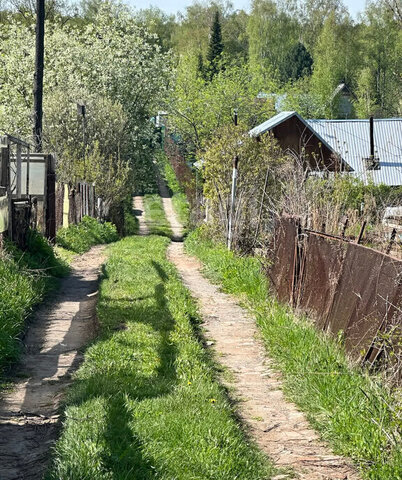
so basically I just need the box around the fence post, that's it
[4,146,12,240]
[45,155,56,241]
[69,184,76,225]
[0,146,8,187]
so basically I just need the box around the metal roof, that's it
[249,111,298,137]
[250,111,402,186]
[249,111,350,170]
[307,118,402,186]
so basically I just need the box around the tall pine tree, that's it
[206,11,224,80]
[281,42,313,82]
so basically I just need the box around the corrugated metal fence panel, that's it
[270,217,402,362]
[268,217,297,303]
[326,244,402,357]
[0,195,8,233]
[298,234,347,330]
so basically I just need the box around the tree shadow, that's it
[60,260,178,478]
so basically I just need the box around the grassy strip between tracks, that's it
[156,151,190,231]
[48,234,275,480]
[143,194,173,238]
[184,227,402,480]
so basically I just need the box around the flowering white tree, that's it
[0,1,173,204]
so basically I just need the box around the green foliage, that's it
[281,42,313,82]
[247,0,298,81]
[0,232,68,370]
[354,2,402,118]
[122,197,139,236]
[56,216,118,254]
[311,11,359,117]
[48,235,275,479]
[202,124,284,247]
[0,2,172,207]
[143,194,173,238]
[135,6,176,52]
[170,58,276,151]
[132,153,159,195]
[156,152,181,195]
[185,228,402,480]
[206,11,224,80]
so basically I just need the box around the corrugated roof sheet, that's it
[250,110,340,160]
[249,111,297,137]
[307,118,402,186]
[250,111,402,186]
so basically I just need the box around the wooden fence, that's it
[0,134,103,248]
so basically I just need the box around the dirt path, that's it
[168,244,359,480]
[151,176,360,479]
[133,196,149,235]
[0,246,105,480]
[155,168,183,241]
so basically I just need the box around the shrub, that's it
[56,216,118,254]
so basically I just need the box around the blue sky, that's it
[126,0,368,18]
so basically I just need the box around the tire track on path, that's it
[0,246,105,480]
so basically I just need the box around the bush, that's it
[56,216,119,254]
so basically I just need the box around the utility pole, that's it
[77,102,86,179]
[33,0,45,152]
[227,109,239,250]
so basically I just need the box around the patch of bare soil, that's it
[0,245,105,480]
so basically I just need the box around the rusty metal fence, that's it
[269,217,402,368]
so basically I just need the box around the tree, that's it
[202,124,285,248]
[197,51,206,80]
[0,2,172,210]
[172,1,230,58]
[281,42,313,81]
[382,0,402,25]
[298,0,349,51]
[247,0,298,82]
[310,11,359,117]
[170,56,275,152]
[222,8,249,63]
[206,10,224,80]
[135,6,176,52]
[354,2,402,117]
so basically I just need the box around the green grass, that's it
[48,235,275,480]
[185,227,402,480]
[156,152,190,230]
[0,230,69,370]
[56,216,119,254]
[143,194,173,238]
[172,193,190,231]
[123,197,139,236]
[54,245,77,264]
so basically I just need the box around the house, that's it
[249,111,402,186]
